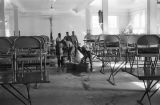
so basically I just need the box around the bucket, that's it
[65,63,76,73]
[76,63,89,73]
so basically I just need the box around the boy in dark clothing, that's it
[78,45,93,72]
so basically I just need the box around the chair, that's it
[0,37,33,105]
[0,36,49,105]
[0,37,13,83]
[96,34,107,59]
[98,35,125,85]
[40,35,49,43]
[40,35,51,54]
[33,36,46,50]
[137,35,160,55]
[34,36,48,67]
[84,34,95,42]
[124,35,142,74]
[136,35,160,105]
[118,35,128,49]
[14,36,48,83]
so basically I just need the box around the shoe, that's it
[57,67,60,72]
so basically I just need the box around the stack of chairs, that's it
[134,35,160,105]
[0,36,49,105]
[86,34,160,105]
[118,34,160,105]
[40,35,50,55]
[0,37,13,83]
[33,35,50,65]
[97,35,125,85]
[14,36,48,83]
[124,35,142,75]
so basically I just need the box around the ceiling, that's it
[90,0,146,9]
[17,0,87,11]
[5,0,147,15]
[7,0,94,14]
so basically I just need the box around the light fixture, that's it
[50,0,56,9]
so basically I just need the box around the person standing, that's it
[56,33,63,69]
[71,31,79,56]
[64,32,72,42]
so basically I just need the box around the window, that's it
[91,16,102,35]
[91,15,118,35]
[131,10,145,34]
[108,16,119,34]
[133,14,140,28]
[5,16,11,37]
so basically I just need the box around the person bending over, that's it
[78,45,93,72]
[62,39,75,63]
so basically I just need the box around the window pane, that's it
[92,16,102,35]
[141,10,145,28]
[131,10,145,34]
[108,16,117,28]
[108,16,118,34]
[133,14,140,28]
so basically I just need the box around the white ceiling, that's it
[90,0,146,9]
[6,0,147,15]
[9,0,93,13]
[17,0,85,11]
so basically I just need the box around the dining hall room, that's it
[1,0,160,105]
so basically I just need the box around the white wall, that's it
[52,12,86,44]
[5,9,14,36]
[19,15,50,36]
[157,8,160,34]
[108,9,129,34]
[129,6,146,34]
[90,8,129,34]
[18,11,86,44]
[128,1,160,34]
[0,0,5,36]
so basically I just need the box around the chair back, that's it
[119,35,128,44]
[9,36,19,44]
[33,36,45,48]
[102,35,120,47]
[127,35,140,45]
[14,36,41,49]
[40,35,49,43]
[0,37,12,53]
[137,35,160,55]
[137,35,160,46]
[84,35,100,42]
